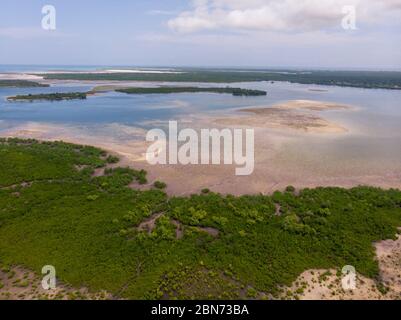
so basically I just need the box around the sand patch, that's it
[375,231,401,295]
[171,219,184,239]
[0,73,44,81]
[137,212,165,234]
[90,85,135,92]
[215,100,351,133]
[34,69,183,75]
[275,100,350,111]
[196,226,220,237]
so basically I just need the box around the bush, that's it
[106,155,119,164]
[153,181,167,189]
[286,186,296,193]
[86,195,99,201]
[246,287,258,298]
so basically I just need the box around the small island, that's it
[0,80,49,88]
[7,92,87,102]
[115,87,267,96]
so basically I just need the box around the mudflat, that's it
[3,98,401,196]
[215,100,351,133]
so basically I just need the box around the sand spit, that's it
[90,84,132,92]
[0,73,44,81]
[32,69,184,75]
[215,100,351,133]
[277,100,350,111]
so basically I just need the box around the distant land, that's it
[0,80,49,88]
[5,87,266,103]
[39,69,401,90]
[115,87,267,96]
[7,92,87,102]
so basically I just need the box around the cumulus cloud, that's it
[168,0,401,33]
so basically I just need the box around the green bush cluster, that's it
[0,80,49,88]
[116,86,267,96]
[153,181,167,189]
[8,92,87,102]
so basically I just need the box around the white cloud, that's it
[168,0,401,33]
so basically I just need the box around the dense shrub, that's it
[0,138,400,299]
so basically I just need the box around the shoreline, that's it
[2,113,401,196]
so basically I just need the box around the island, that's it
[0,80,49,88]
[115,87,267,96]
[7,92,87,102]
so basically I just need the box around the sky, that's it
[0,0,400,69]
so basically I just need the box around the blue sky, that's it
[0,0,400,69]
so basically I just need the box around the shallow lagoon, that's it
[1,80,401,131]
[1,76,401,193]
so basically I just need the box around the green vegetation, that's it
[106,155,119,164]
[41,69,401,90]
[285,186,296,193]
[0,138,400,299]
[7,92,87,102]
[0,80,49,88]
[116,87,267,96]
[153,181,167,190]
